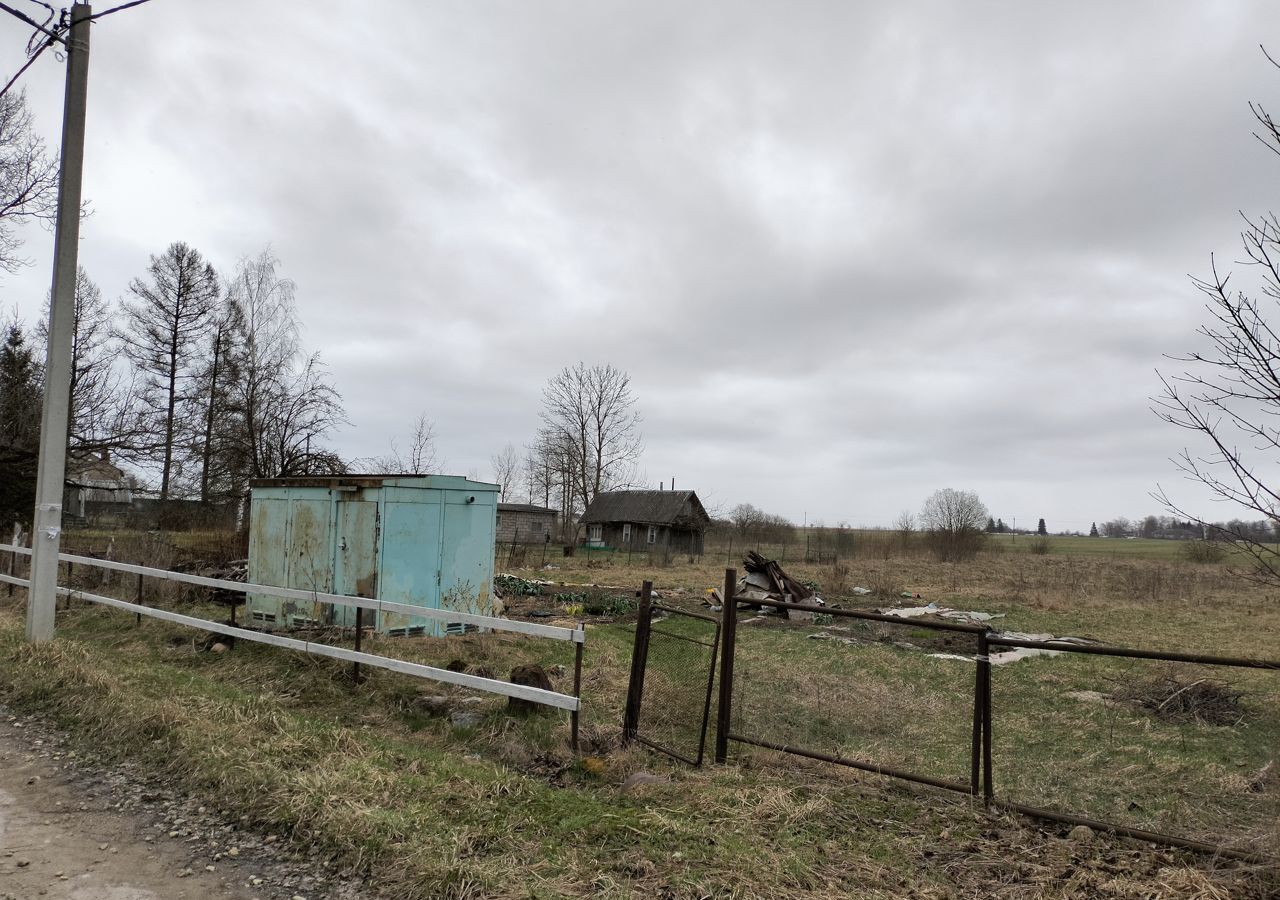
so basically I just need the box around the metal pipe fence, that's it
[712,568,1280,861]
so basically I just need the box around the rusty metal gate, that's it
[623,581,721,766]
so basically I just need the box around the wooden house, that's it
[580,490,710,555]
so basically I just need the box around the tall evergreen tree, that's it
[1089,521,1099,537]
[1037,518,1047,535]
[0,315,42,451]
[0,314,42,524]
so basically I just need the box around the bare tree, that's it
[118,242,220,499]
[894,509,916,551]
[35,262,135,458]
[490,442,518,500]
[364,413,440,474]
[1153,49,1280,583]
[220,250,345,488]
[0,90,57,273]
[919,488,988,562]
[538,362,643,514]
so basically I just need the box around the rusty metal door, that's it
[335,500,379,628]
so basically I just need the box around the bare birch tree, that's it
[538,362,642,515]
[222,250,345,486]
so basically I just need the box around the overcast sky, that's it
[2,1,1277,529]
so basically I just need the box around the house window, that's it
[496,514,502,526]
[588,524,602,542]
[531,520,543,533]
[647,525,657,544]
[622,523,631,543]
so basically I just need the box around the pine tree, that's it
[1037,518,1047,535]
[0,315,42,524]
[1089,522,1099,537]
[986,517,996,533]
[0,316,42,451]
[996,517,1006,533]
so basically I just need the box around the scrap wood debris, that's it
[739,551,821,603]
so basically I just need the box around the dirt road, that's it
[0,713,368,900]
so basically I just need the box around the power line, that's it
[0,34,53,100]
[89,0,154,20]
[0,0,64,44]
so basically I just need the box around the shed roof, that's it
[498,503,557,515]
[581,490,709,527]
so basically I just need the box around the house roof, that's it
[498,503,557,515]
[581,490,710,527]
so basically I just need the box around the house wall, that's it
[586,522,705,555]
[496,509,556,544]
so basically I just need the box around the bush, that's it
[1027,536,1051,555]
[1180,540,1226,564]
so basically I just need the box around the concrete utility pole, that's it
[27,3,92,643]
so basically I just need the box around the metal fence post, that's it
[622,581,653,742]
[979,630,993,803]
[135,572,143,627]
[714,567,737,764]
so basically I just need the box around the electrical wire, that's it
[0,0,64,44]
[88,0,154,20]
[0,34,53,100]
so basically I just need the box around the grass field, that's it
[0,535,1276,898]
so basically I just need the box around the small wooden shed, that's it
[496,503,558,544]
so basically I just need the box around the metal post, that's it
[135,572,143,627]
[979,630,993,802]
[26,3,92,643]
[621,581,653,742]
[714,567,737,764]
[570,623,584,753]
[970,630,986,796]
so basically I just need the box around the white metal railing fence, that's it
[0,543,584,716]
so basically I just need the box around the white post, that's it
[27,3,92,642]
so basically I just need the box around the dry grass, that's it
[0,543,1276,897]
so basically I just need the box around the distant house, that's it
[63,451,132,520]
[580,489,710,555]
[496,503,558,544]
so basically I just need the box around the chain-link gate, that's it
[623,582,721,766]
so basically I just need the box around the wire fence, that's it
[711,569,1280,861]
[623,584,720,766]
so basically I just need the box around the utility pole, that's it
[26,3,92,643]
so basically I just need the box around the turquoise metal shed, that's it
[245,474,499,635]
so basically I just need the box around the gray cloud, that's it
[3,0,1276,529]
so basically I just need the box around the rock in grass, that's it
[508,664,554,715]
[621,772,668,794]
[1068,825,1094,843]
[411,694,453,716]
[450,709,484,729]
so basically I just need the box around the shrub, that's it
[1180,540,1226,564]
